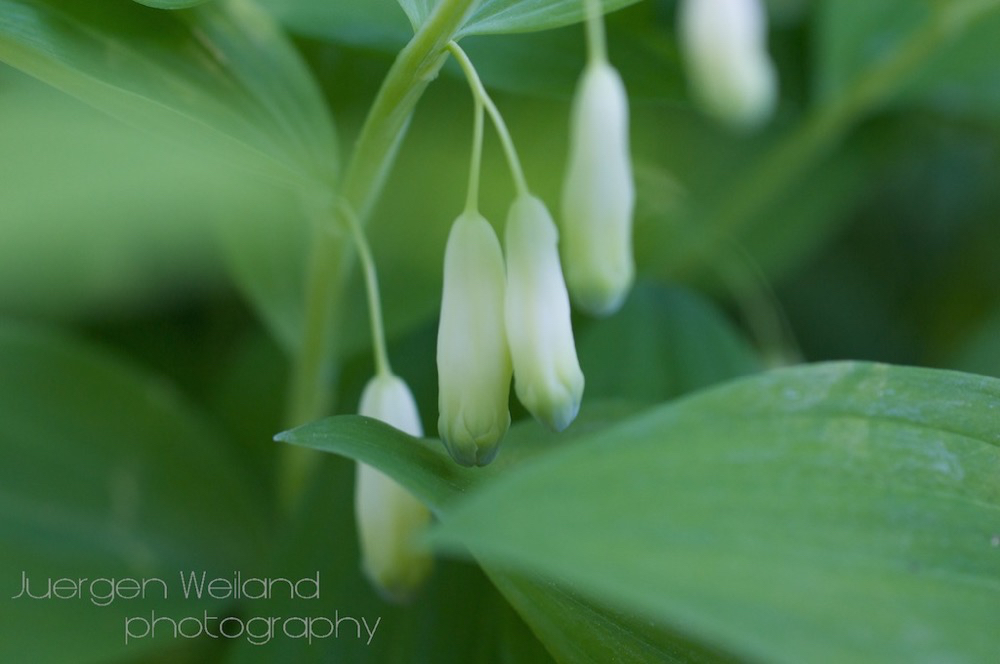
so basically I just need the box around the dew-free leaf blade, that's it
[0,321,269,663]
[278,414,478,510]
[430,362,1000,663]
[396,0,438,31]
[816,0,1000,117]
[0,0,337,183]
[486,569,735,664]
[275,401,645,513]
[459,0,643,36]
[577,283,761,403]
[133,0,213,9]
[257,0,412,51]
[221,457,554,664]
[395,0,645,36]
[277,401,731,663]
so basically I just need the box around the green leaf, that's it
[0,321,269,663]
[0,67,227,318]
[0,0,337,184]
[396,0,438,31]
[577,283,761,403]
[951,308,1000,379]
[394,0,645,37]
[279,402,734,663]
[133,0,213,9]
[262,0,681,101]
[428,362,1000,662]
[485,569,735,664]
[456,1,683,100]
[211,181,313,355]
[816,0,1000,117]
[256,0,412,51]
[458,0,645,36]
[223,456,554,664]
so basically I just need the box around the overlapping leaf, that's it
[817,0,1000,117]
[0,0,337,183]
[283,362,1000,662]
[133,0,213,9]
[0,322,268,663]
[459,0,645,36]
[280,403,738,662]
[394,0,645,37]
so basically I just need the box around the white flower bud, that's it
[437,211,512,467]
[504,194,585,432]
[354,374,432,602]
[561,60,635,317]
[679,0,778,130]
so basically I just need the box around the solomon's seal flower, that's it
[561,60,635,317]
[437,211,512,467]
[678,0,778,130]
[354,373,432,602]
[504,194,585,432]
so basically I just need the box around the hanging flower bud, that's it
[678,0,777,130]
[504,194,585,431]
[561,60,635,317]
[354,374,432,602]
[437,211,512,467]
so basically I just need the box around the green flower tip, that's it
[504,194,585,432]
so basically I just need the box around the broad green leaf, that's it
[262,0,682,100]
[256,0,411,51]
[0,64,315,357]
[428,362,1000,663]
[397,0,438,31]
[211,180,314,354]
[950,309,1000,379]
[394,0,645,37]
[458,0,645,37]
[278,402,650,513]
[577,283,761,403]
[279,402,735,663]
[223,456,553,664]
[457,1,684,100]
[816,0,1000,117]
[0,321,269,663]
[0,66,228,319]
[0,0,337,184]
[133,0,213,9]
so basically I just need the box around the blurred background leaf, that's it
[816,0,1000,118]
[0,321,269,663]
[0,0,337,184]
[576,283,762,403]
[133,0,214,9]
[457,0,645,36]
[220,455,556,664]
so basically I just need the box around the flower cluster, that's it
[353,0,781,601]
[433,27,635,466]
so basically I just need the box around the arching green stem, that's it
[448,41,530,198]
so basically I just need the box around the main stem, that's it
[281,0,479,506]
